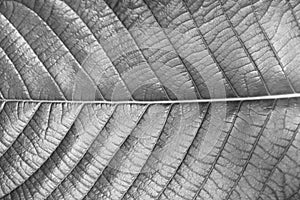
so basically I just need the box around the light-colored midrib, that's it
[1,93,300,104]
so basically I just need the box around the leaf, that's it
[0,0,300,200]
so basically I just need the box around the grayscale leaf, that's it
[0,0,299,200]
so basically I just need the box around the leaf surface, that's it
[0,0,300,200]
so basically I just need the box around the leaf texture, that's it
[0,100,299,200]
[1,0,300,200]
[1,0,300,100]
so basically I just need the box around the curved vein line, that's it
[44,103,54,141]
[0,104,16,140]
[191,101,243,200]
[251,0,296,93]
[0,102,7,151]
[103,0,172,100]
[59,0,137,101]
[225,100,277,200]
[256,119,300,199]
[0,102,40,160]
[217,0,271,96]
[7,0,107,101]
[181,0,240,97]
[0,89,3,99]
[0,102,41,198]
[286,0,300,36]
[0,101,5,114]
[45,104,117,199]
[82,104,150,200]
[141,0,203,99]
[157,103,211,200]
[287,188,300,200]
[0,5,67,100]
[0,103,84,200]
[0,46,32,99]
[120,104,174,200]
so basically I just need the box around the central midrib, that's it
[1,93,300,104]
